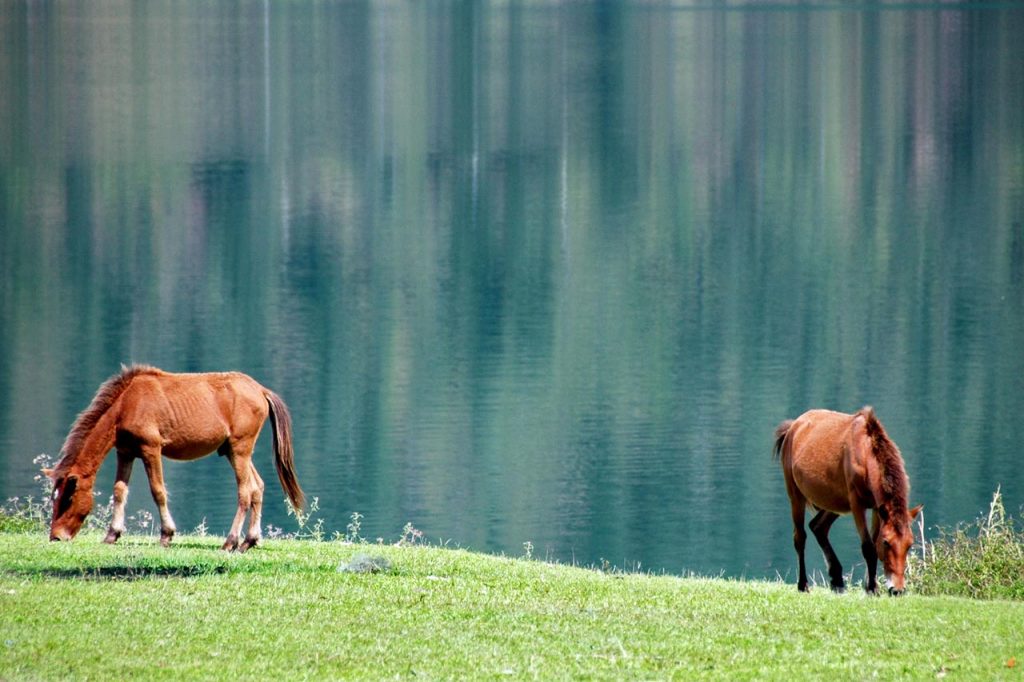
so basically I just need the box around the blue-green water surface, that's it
[1,2,1022,579]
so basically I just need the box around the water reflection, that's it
[1,2,1022,577]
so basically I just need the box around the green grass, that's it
[1,533,1022,680]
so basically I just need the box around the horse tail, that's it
[264,390,304,509]
[773,419,794,461]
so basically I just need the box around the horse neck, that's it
[60,403,119,479]
[861,408,909,516]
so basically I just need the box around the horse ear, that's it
[41,467,54,479]
[909,504,923,520]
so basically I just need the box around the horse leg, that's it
[809,510,844,592]
[789,497,809,592]
[140,445,177,547]
[239,461,265,552]
[851,502,878,594]
[222,438,258,552]
[781,459,810,592]
[104,451,135,544]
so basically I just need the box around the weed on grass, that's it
[345,511,364,543]
[0,455,57,533]
[911,487,1024,600]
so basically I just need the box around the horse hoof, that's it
[160,534,173,548]
[831,585,846,594]
[103,531,121,544]
[221,536,239,552]
[239,538,259,553]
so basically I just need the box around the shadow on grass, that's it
[161,540,228,550]
[4,564,231,580]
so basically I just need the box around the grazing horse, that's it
[44,365,303,552]
[773,407,921,595]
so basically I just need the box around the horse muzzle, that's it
[49,529,72,542]
[885,577,905,597]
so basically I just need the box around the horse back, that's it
[783,409,871,514]
[117,371,269,459]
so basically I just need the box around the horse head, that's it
[877,503,923,595]
[44,467,95,541]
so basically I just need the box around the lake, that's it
[1,1,1022,579]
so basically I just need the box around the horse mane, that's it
[857,406,909,519]
[54,365,161,475]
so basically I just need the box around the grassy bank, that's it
[1,533,1021,680]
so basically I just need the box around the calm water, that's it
[1,2,1022,579]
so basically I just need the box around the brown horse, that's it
[44,365,303,551]
[773,407,921,595]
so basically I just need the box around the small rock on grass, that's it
[338,554,392,574]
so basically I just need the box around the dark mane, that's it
[55,365,160,475]
[858,406,909,518]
